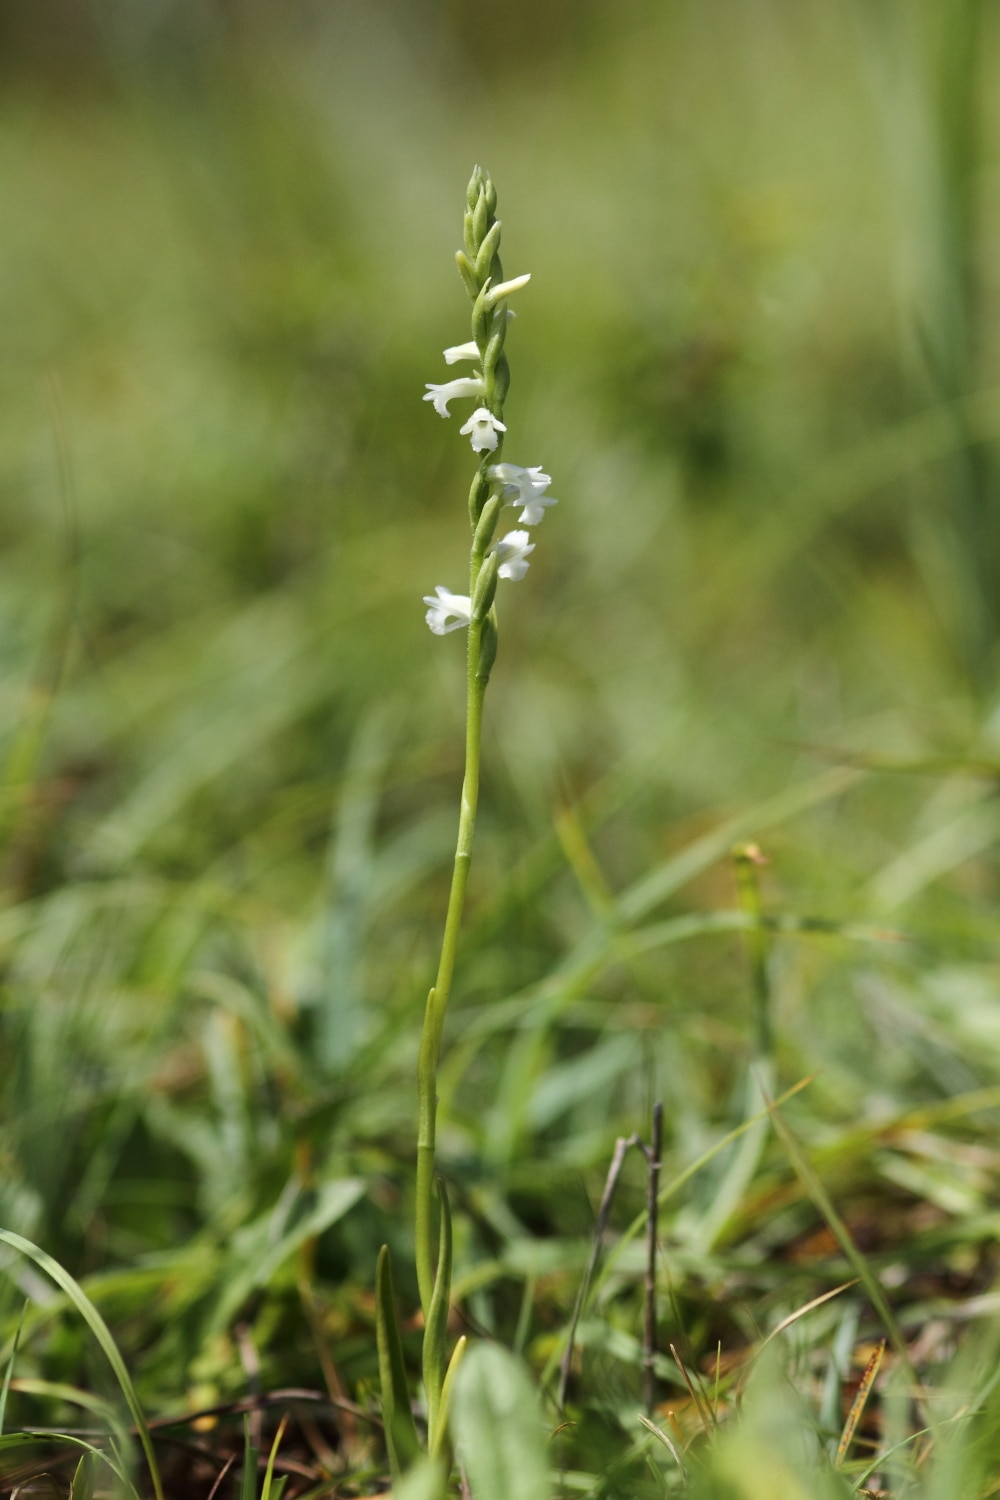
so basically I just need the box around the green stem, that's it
[732,843,772,1059]
[416,615,487,1315]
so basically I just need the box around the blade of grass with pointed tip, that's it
[637,1414,684,1474]
[260,1413,289,1500]
[423,1180,453,1453]
[375,1245,420,1481]
[763,1107,910,1371]
[69,1451,97,1500]
[0,1229,162,1500]
[0,1302,26,1437]
[751,1280,859,1371]
[432,1335,466,1462]
[0,1432,139,1497]
[836,1339,885,1469]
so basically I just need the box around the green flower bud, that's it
[474,219,502,284]
[471,280,492,348]
[472,189,490,253]
[471,551,499,620]
[472,494,502,556]
[484,273,531,309]
[455,250,478,299]
[489,354,510,411]
[475,611,499,684]
[468,469,490,527]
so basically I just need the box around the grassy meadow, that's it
[2,2,1000,1494]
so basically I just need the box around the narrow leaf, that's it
[836,1340,885,1468]
[452,1343,549,1500]
[261,1414,289,1500]
[764,1108,910,1369]
[69,1451,97,1500]
[0,1302,26,1437]
[432,1335,467,1461]
[423,1179,453,1452]
[0,1229,163,1500]
[375,1245,420,1481]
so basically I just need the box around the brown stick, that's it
[557,1132,640,1411]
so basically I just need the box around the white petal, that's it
[459,407,507,453]
[484,272,531,308]
[423,376,485,418]
[518,493,558,525]
[495,528,534,581]
[443,340,481,365]
[423,586,472,634]
[488,463,556,520]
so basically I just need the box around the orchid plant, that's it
[375,167,557,1483]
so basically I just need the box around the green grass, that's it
[1,1,1000,1494]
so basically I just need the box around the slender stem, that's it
[732,843,772,1058]
[415,616,487,1315]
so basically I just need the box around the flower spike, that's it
[413,176,559,1453]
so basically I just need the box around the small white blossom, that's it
[423,376,485,418]
[460,407,506,453]
[495,529,535,581]
[423,586,473,635]
[517,492,558,526]
[484,272,531,308]
[488,463,558,525]
[443,340,481,365]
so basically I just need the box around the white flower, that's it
[517,492,558,526]
[460,407,507,453]
[423,586,473,635]
[488,463,558,525]
[484,272,531,308]
[423,376,485,418]
[495,529,535,581]
[443,340,481,365]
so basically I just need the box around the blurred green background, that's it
[2,0,1000,1475]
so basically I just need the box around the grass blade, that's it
[836,1339,885,1469]
[261,1413,289,1500]
[375,1245,420,1481]
[423,1179,453,1455]
[0,1302,26,1437]
[763,1107,911,1372]
[0,1229,163,1500]
[69,1451,97,1500]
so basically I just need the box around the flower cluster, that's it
[421,456,556,633]
[422,167,556,645]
